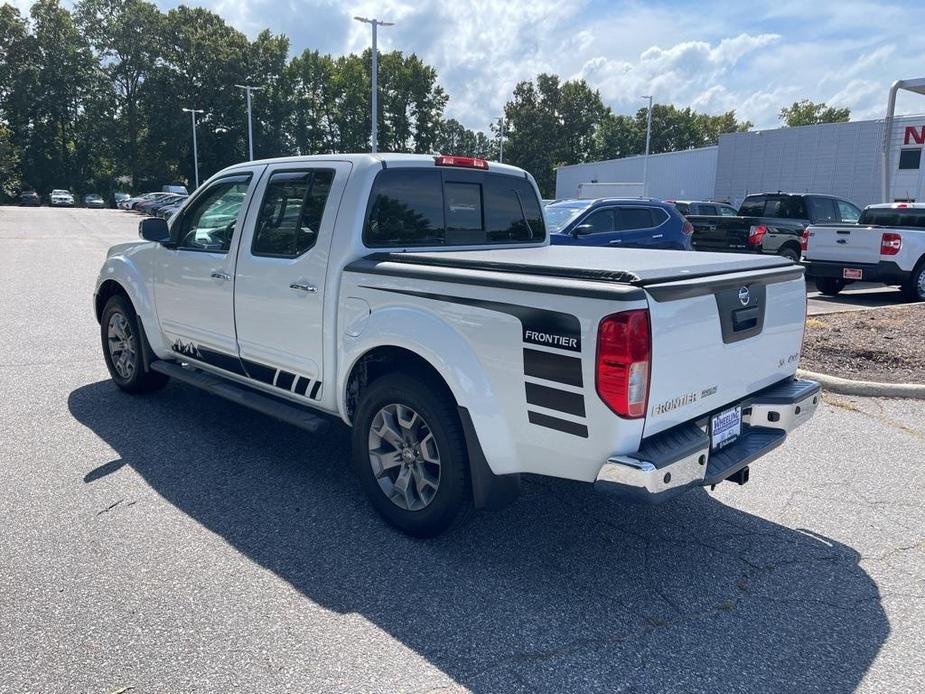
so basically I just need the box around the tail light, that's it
[748,224,767,246]
[881,232,902,255]
[681,220,694,235]
[434,155,489,169]
[800,227,811,252]
[596,310,651,418]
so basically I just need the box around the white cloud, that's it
[10,0,925,131]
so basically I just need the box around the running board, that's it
[150,360,328,433]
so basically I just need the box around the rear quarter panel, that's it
[338,268,649,483]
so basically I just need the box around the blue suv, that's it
[546,198,693,250]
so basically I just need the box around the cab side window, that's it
[252,169,335,257]
[175,176,251,252]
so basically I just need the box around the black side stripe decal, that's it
[528,411,588,438]
[276,371,295,391]
[173,341,322,400]
[359,286,582,352]
[525,382,586,417]
[243,359,275,385]
[523,349,583,387]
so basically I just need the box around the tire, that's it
[100,295,169,394]
[351,372,471,538]
[901,260,925,302]
[778,246,800,262]
[814,277,846,296]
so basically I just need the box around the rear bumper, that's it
[803,259,909,284]
[594,378,820,503]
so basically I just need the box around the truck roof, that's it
[220,153,528,178]
[866,202,925,209]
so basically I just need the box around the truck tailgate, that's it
[641,264,806,437]
[688,216,750,252]
[806,224,881,263]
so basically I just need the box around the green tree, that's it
[75,0,163,187]
[286,49,338,154]
[779,100,850,127]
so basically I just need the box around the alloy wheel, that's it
[367,403,441,511]
[107,312,136,380]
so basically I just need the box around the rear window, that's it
[614,207,654,230]
[364,168,545,247]
[858,208,925,228]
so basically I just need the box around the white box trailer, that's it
[576,182,645,199]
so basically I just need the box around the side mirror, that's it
[572,223,594,236]
[139,217,171,244]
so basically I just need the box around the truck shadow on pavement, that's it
[69,380,888,693]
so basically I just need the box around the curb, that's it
[797,369,925,400]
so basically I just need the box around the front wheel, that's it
[814,277,846,296]
[101,295,169,394]
[351,373,471,537]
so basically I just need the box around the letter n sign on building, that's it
[904,126,925,145]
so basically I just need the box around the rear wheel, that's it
[815,277,846,296]
[352,373,471,537]
[101,295,169,393]
[778,246,800,262]
[901,260,925,302]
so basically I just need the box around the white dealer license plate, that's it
[843,268,863,280]
[711,406,741,450]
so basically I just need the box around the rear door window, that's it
[364,168,545,247]
[695,204,718,215]
[252,169,334,257]
[765,196,807,219]
[614,207,654,231]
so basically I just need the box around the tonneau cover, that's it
[367,247,794,286]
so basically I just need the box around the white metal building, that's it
[555,146,717,201]
[555,114,925,208]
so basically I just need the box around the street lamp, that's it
[182,108,204,189]
[234,84,263,160]
[641,95,653,197]
[499,116,505,163]
[354,16,394,153]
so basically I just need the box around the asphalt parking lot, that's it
[1,207,924,693]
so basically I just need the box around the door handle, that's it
[289,281,318,293]
[210,270,232,281]
[652,234,663,239]
[609,239,623,245]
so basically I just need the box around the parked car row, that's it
[17,189,129,208]
[118,191,188,219]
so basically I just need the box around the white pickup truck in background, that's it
[803,202,925,300]
[94,153,819,537]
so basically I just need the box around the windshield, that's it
[52,190,68,195]
[543,202,591,233]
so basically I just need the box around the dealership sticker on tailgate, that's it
[711,406,741,450]
[843,268,863,280]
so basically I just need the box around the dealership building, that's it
[555,113,925,209]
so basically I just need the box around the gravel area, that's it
[802,304,925,383]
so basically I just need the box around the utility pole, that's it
[354,16,394,153]
[235,84,263,160]
[641,95,653,197]
[182,108,204,189]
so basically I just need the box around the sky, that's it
[15,0,923,132]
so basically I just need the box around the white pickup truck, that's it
[803,202,925,300]
[94,153,819,536]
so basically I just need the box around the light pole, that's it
[641,95,653,197]
[235,84,263,160]
[354,16,394,153]
[499,116,505,163]
[182,108,204,189]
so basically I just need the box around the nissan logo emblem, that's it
[738,286,751,306]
